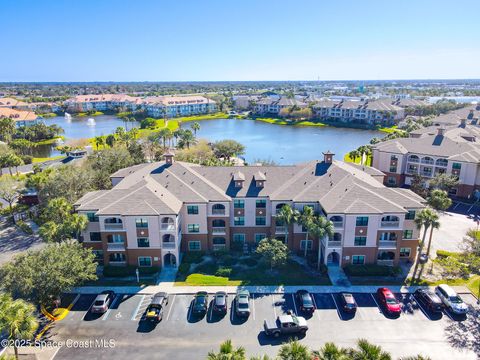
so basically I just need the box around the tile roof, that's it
[0,107,38,122]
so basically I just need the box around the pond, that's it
[34,115,382,164]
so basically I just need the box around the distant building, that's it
[0,107,40,127]
[254,97,307,115]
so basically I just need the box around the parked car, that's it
[435,284,468,315]
[264,314,308,337]
[295,290,315,313]
[145,292,169,322]
[213,291,228,314]
[376,288,401,315]
[192,291,209,315]
[235,290,250,317]
[91,291,115,314]
[339,292,357,313]
[414,289,443,313]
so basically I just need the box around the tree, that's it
[348,150,359,163]
[312,342,349,360]
[412,208,438,280]
[9,139,36,156]
[0,176,24,219]
[213,140,245,161]
[0,240,98,305]
[308,216,334,269]
[429,173,459,193]
[0,153,24,175]
[298,206,315,257]
[277,340,310,360]
[462,228,480,258]
[156,128,173,149]
[191,121,201,136]
[94,136,105,149]
[0,294,38,360]
[105,134,116,148]
[410,174,427,198]
[427,189,452,211]
[348,339,392,360]
[206,340,246,360]
[275,205,300,246]
[256,238,288,270]
[177,129,197,149]
[0,117,16,142]
[87,147,135,189]
[425,212,440,257]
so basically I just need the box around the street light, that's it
[135,268,139,283]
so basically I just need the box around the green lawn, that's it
[176,112,228,123]
[343,153,372,166]
[76,111,104,117]
[34,136,64,145]
[294,120,327,127]
[32,155,65,163]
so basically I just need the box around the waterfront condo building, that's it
[74,152,424,270]
[372,105,480,198]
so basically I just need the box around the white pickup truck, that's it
[263,314,308,337]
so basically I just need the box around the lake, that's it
[35,115,381,164]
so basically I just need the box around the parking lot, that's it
[45,291,479,360]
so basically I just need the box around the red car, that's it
[376,288,401,315]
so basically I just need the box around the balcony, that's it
[407,158,419,163]
[107,242,125,251]
[104,223,124,231]
[212,227,226,234]
[327,241,341,247]
[162,242,176,249]
[161,224,175,231]
[421,159,434,165]
[212,209,226,215]
[377,259,394,266]
[275,226,286,234]
[378,240,397,249]
[380,221,399,228]
[109,261,126,266]
[332,221,343,228]
[406,169,418,175]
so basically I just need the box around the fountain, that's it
[87,118,96,126]
[64,112,72,122]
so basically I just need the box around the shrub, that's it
[16,220,33,234]
[21,155,33,164]
[215,267,232,277]
[194,262,218,275]
[231,239,245,252]
[343,264,401,277]
[140,118,156,129]
[436,250,460,259]
[103,265,160,277]
[182,251,205,264]
[219,254,237,266]
[240,257,258,267]
[178,263,190,276]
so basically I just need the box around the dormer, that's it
[254,171,266,188]
[164,149,175,165]
[323,150,335,164]
[233,171,245,188]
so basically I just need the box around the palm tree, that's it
[312,342,349,360]
[129,127,139,141]
[105,134,116,148]
[425,212,440,257]
[308,216,334,269]
[400,356,431,360]
[178,129,197,149]
[0,294,39,360]
[412,208,438,281]
[276,205,300,246]
[277,340,310,360]
[348,339,392,360]
[206,340,246,360]
[157,128,172,149]
[298,206,315,257]
[348,150,359,164]
[94,136,104,149]
[172,129,183,147]
[191,121,200,136]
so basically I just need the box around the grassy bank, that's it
[38,112,58,118]
[344,153,373,166]
[32,155,65,163]
[176,112,228,123]
[76,111,104,117]
[377,125,406,134]
[33,136,64,145]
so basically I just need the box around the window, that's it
[137,238,150,248]
[233,233,245,244]
[187,205,199,215]
[92,250,104,261]
[87,212,99,222]
[187,224,200,233]
[255,233,266,244]
[212,237,226,250]
[188,241,201,251]
[89,232,101,242]
[389,166,397,173]
[234,216,245,226]
[452,163,461,170]
[403,230,413,239]
[354,236,367,246]
[138,256,152,267]
[300,240,313,250]
[391,155,398,161]
[256,199,266,208]
[352,255,365,265]
[255,216,266,226]
[107,234,124,243]
[405,210,416,220]
[356,216,368,226]
[387,176,396,185]
[135,218,148,228]
[399,248,411,257]
[233,200,244,209]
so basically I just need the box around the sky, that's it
[1,0,480,82]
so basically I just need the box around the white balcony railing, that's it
[275,226,286,234]
[104,223,124,230]
[107,243,125,251]
[162,242,176,249]
[327,241,342,247]
[377,259,394,266]
[212,227,226,234]
[161,224,175,231]
[378,240,397,249]
[380,221,399,228]
[212,209,226,215]
[109,261,126,266]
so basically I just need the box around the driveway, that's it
[0,218,45,265]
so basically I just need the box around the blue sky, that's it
[1,0,479,81]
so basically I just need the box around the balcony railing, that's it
[212,209,226,215]
[104,223,124,230]
[161,224,175,231]
[421,159,434,165]
[420,171,433,177]
[212,227,226,234]
[109,261,126,266]
[107,242,125,251]
[407,158,419,163]
[377,259,394,266]
[275,226,286,234]
[332,221,343,228]
[213,244,226,251]
[378,240,397,249]
[327,241,342,247]
[162,242,176,249]
[380,221,399,228]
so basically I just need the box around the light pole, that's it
[135,268,139,283]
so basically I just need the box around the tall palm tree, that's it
[178,129,197,149]
[298,206,315,257]
[412,207,438,280]
[277,340,310,360]
[348,339,392,360]
[312,342,349,360]
[206,339,246,360]
[425,213,440,257]
[157,128,172,149]
[94,136,104,149]
[348,150,359,164]
[308,216,334,269]
[129,127,139,140]
[0,294,39,360]
[276,205,300,246]
[191,121,200,136]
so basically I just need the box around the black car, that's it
[192,291,209,315]
[213,291,228,314]
[339,292,357,313]
[145,292,169,322]
[295,290,315,313]
[414,289,443,313]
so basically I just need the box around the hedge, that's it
[343,264,401,277]
[436,250,460,259]
[103,265,160,277]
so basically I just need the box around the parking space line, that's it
[330,293,342,319]
[311,294,321,320]
[165,295,176,322]
[252,294,256,320]
[131,295,146,321]
[370,293,383,315]
[411,295,431,320]
[272,295,277,318]
[208,300,214,322]
[468,204,474,213]
[291,294,298,316]
[102,294,121,321]
[81,297,97,321]
[453,202,460,210]
[443,308,455,321]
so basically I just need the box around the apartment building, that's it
[372,105,480,198]
[74,152,424,270]
[0,107,40,127]
[254,97,307,115]
[64,94,216,118]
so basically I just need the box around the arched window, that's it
[275,203,288,214]
[212,219,226,228]
[408,155,419,163]
[104,217,122,224]
[162,234,175,243]
[436,158,448,167]
[329,216,343,224]
[421,156,434,165]
[381,215,399,222]
[212,204,226,215]
[332,233,342,242]
[161,217,175,230]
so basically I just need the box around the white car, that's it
[435,284,468,315]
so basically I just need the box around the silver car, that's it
[235,290,251,317]
[91,291,115,314]
[435,284,468,315]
